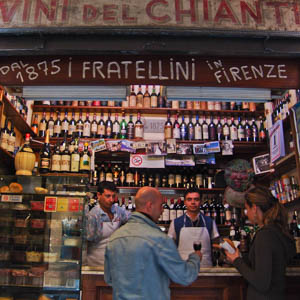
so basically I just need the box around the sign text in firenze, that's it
[0,56,298,88]
[1,0,300,32]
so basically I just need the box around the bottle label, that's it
[39,122,47,131]
[80,154,90,170]
[106,173,113,182]
[170,210,177,221]
[126,173,134,183]
[175,174,182,184]
[230,127,238,140]
[164,126,172,139]
[208,102,214,110]
[0,133,9,149]
[223,126,230,136]
[7,136,16,152]
[48,122,54,136]
[83,124,90,137]
[91,123,98,134]
[51,155,61,171]
[40,158,50,168]
[135,125,144,138]
[172,101,179,109]
[54,124,61,134]
[162,209,170,221]
[76,124,83,133]
[195,126,202,140]
[176,210,184,218]
[196,174,203,187]
[106,127,112,136]
[97,125,105,135]
[129,95,136,107]
[71,154,80,172]
[173,127,180,139]
[61,155,71,171]
[151,96,158,107]
[136,96,143,107]
[62,122,69,131]
[203,126,209,139]
[113,123,120,134]
[69,124,76,135]
[238,128,245,138]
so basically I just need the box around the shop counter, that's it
[81,266,300,300]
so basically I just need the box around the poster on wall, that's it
[269,120,285,164]
[291,102,300,158]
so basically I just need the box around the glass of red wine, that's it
[193,240,202,251]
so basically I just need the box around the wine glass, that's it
[193,240,202,251]
[213,250,221,267]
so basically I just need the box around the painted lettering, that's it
[93,61,105,78]
[122,4,137,23]
[68,57,72,78]
[265,64,276,78]
[50,59,61,75]
[214,0,238,24]
[240,1,262,24]
[146,0,170,23]
[176,61,189,80]
[278,64,287,78]
[107,62,121,78]
[136,60,146,79]
[0,0,21,23]
[241,65,252,80]
[82,61,91,79]
[83,4,98,23]
[229,67,242,81]
[34,0,58,23]
[203,0,209,21]
[0,66,10,75]
[158,60,168,80]
[175,0,196,23]
[148,61,159,79]
[103,4,117,22]
[266,1,289,25]
[22,0,31,22]
[120,61,132,79]
[251,65,263,79]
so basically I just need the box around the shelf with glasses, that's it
[32,104,265,116]
[2,95,34,136]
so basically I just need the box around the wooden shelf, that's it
[40,172,89,178]
[32,104,265,117]
[2,95,34,136]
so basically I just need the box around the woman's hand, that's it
[224,248,240,263]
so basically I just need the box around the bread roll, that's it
[34,187,48,194]
[9,182,23,193]
[0,186,9,193]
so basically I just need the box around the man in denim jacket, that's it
[104,186,202,300]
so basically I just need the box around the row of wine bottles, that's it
[37,84,260,111]
[32,110,267,142]
[0,118,16,153]
[90,163,219,189]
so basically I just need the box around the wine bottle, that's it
[51,140,61,172]
[136,85,144,108]
[251,118,259,142]
[208,115,216,141]
[216,116,223,141]
[105,163,113,182]
[180,115,187,140]
[91,113,98,138]
[229,117,238,141]
[143,85,151,108]
[47,111,55,138]
[237,116,245,141]
[162,197,170,224]
[70,137,80,173]
[106,113,113,139]
[244,118,252,142]
[134,112,144,139]
[7,121,16,153]
[31,114,39,136]
[120,112,127,139]
[68,111,76,137]
[39,111,48,137]
[158,86,165,108]
[53,112,62,137]
[202,116,209,141]
[39,129,51,174]
[172,114,181,140]
[164,112,173,139]
[129,85,136,107]
[83,113,91,138]
[0,118,9,150]
[76,111,84,138]
[187,115,195,141]
[127,115,135,139]
[151,85,158,108]
[79,142,91,174]
[60,133,71,172]
[223,117,230,141]
[194,115,202,140]
[61,111,69,137]
[112,113,120,139]
[169,198,177,222]
[97,113,106,138]
[259,117,266,141]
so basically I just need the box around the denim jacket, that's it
[104,212,200,300]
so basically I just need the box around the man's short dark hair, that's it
[184,187,201,199]
[97,181,117,194]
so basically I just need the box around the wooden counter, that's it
[81,267,300,300]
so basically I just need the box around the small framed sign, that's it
[252,153,271,175]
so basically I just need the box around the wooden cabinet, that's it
[81,272,300,300]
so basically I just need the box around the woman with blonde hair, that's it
[223,185,296,300]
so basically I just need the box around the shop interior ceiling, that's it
[3,85,286,103]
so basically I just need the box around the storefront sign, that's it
[0,55,298,88]
[1,0,300,33]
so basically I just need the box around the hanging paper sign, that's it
[130,154,164,168]
[120,140,136,153]
[1,194,22,202]
[269,120,285,163]
[44,197,57,212]
[57,197,69,212]
[68,198,80,212]
[205,141,221,153]
[165,155,195,166]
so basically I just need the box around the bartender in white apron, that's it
[168,188,219,267]
[85,181,130,266]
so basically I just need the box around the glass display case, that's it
[0,175,88,300]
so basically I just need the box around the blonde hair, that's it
[245,185,290,237]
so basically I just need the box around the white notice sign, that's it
[130,154,164,168]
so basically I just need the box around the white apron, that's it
[87,221,119,266]
[178,214,213,267]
